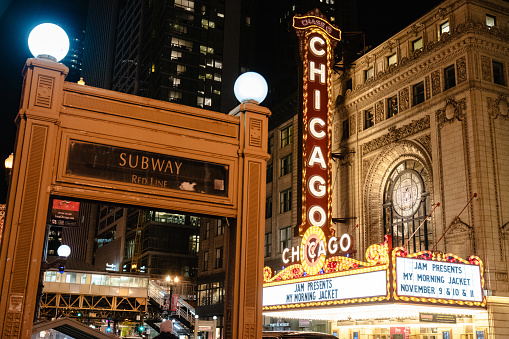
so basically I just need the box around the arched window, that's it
[383,159,432,253]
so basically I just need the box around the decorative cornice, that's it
[344,20,509,103]
[362,115,430,155]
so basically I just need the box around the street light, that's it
[35,244,71,321]
[28,23,69,62]
[234,72,268,104]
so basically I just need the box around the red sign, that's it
[171,295,179,311]
[390,326,410,339]
[294,10,340,238]
[50,199,80,227]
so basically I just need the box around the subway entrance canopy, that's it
[0,58,270,338]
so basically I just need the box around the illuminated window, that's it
[200,45,214,55]
[265,232,272,257]
[387,53,397,67]
[173,78,181,87]
[384,159,431,253]
[215,60,222,69]
[365,67,374,82]
[387,95,398,118]
[280,125,293,147]
[171,37,192,51]
[215,247,223,269]
[265,197,272,219]
[175,0,194,11]
[486,14,496,27]
[364,108,374,130]
[204,97,212,106]
[280,154,292,177]
[197,97,204,107]
[151,64,155,72]
[217,13,224,18]
[169,91,182,102]
[412,38,423,52]
[280,188,292,213]
[214,73,221,82]
[412,82,425,105]
[444,65,456,90]
[280,226,292,253]
[246,16,251,27]
[493,61,505,85]
[171,51,182,60]
[440,21,449,37]
[201,19,215,29]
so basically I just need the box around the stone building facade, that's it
[332,0,509,335]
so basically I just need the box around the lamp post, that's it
[4,153,13,184]
[35,244,71,321]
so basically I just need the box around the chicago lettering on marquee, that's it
[293,10,341,241]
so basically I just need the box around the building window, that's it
[412,82,425,106]
[412,38,423,52]
[216,219,224,236]
[280,226,292,253]
[215,247,223,269]
[268,136,274,155]
[493,61,505,85]
[280,188,292,213]
[444,65,456,90]
[364,67,374,82]
[281,125,293,147]
[203,251,209,271]
[384,159,432,254]
[387,53,397,67]
[204,221,210,239]
[265,232,272,257]
[364,108,374,130]
[266,163,273,183]
[265,196,272,219]
[280,154,292,177]
[439,21,450,37]
[486,14,496,27]
[342,119,349,140]
[387,95,398,118]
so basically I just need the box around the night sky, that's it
[0,0,442,204]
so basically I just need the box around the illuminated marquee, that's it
[392,248,486,307]
[293,10,341,240]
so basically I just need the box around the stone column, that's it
[0,58,68,337]
[226,101,270,339]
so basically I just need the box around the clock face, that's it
[392,171,422,217]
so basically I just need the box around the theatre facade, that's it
[263,0,509,338]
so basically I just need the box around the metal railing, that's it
[148,280,195,327]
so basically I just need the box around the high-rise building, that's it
[81,0,119,89]
[81,0,257,113]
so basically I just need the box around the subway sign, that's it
[294,10,341,240]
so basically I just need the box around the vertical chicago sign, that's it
[293,11,341,274]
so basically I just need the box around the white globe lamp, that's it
[234,72,268,104]
[57,244,71,258]
[28,23,70,62]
